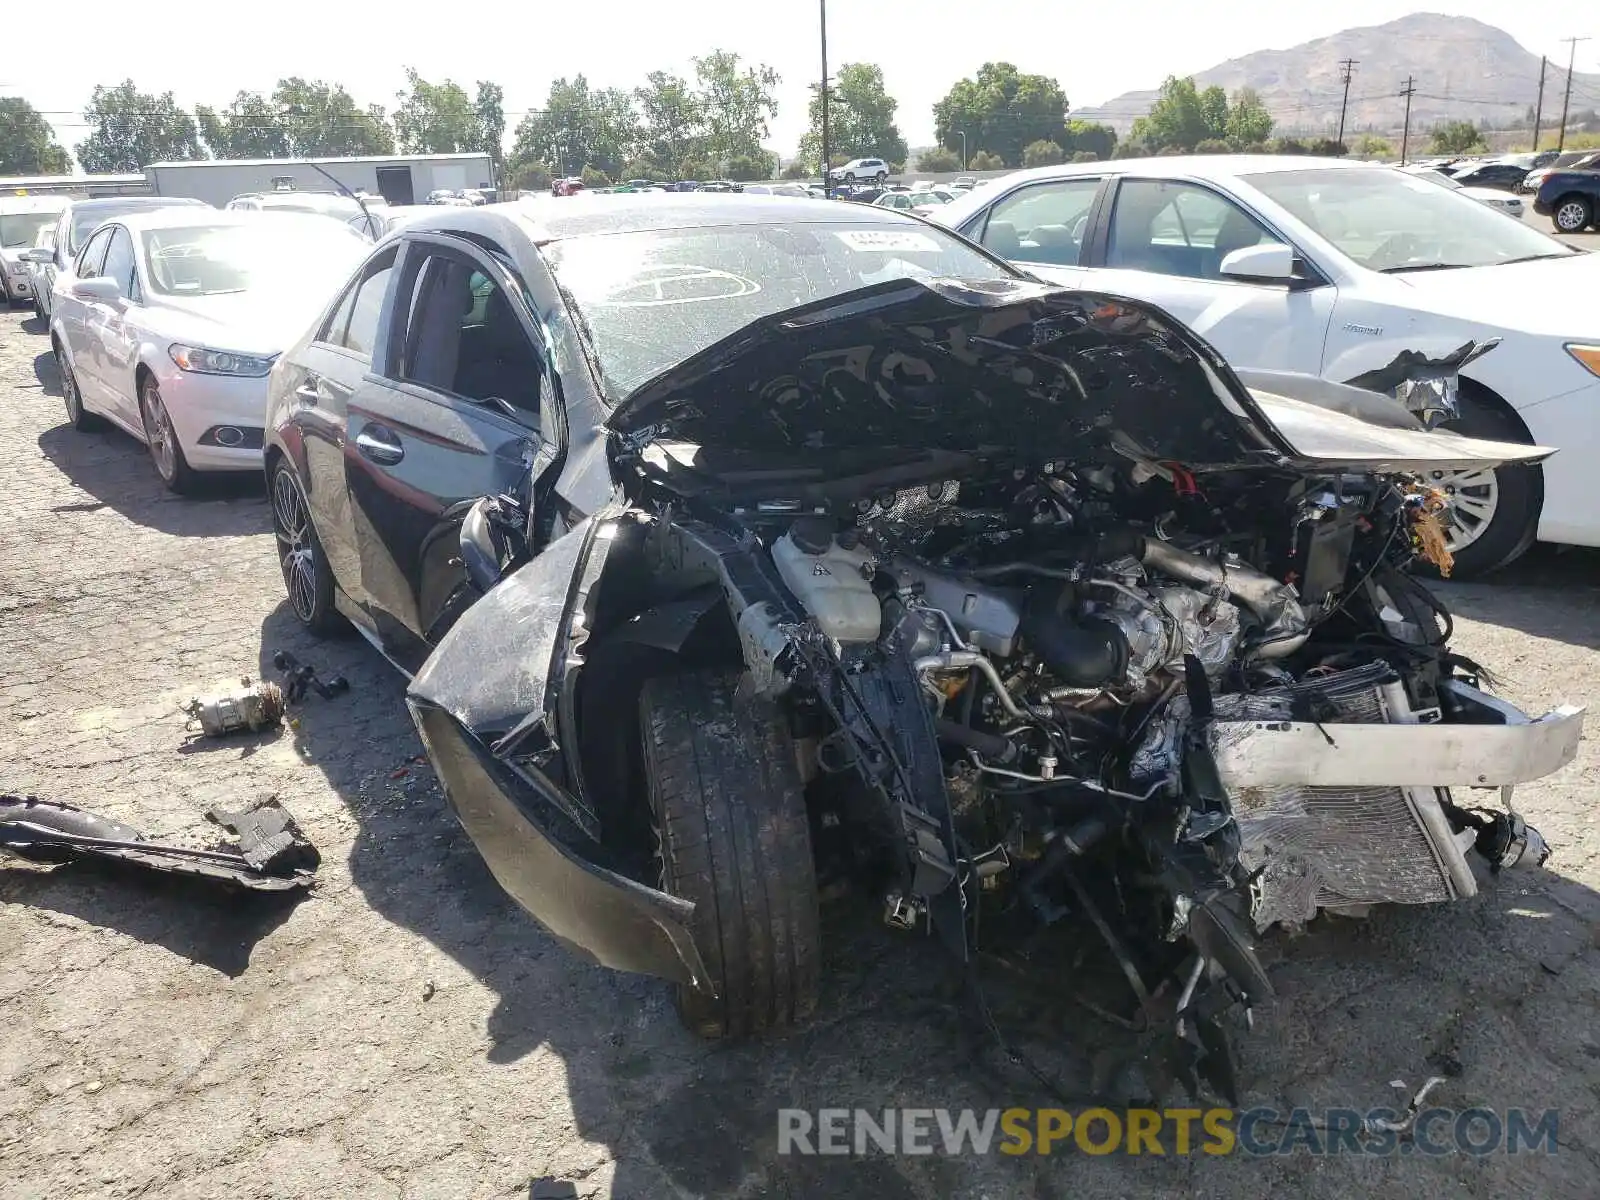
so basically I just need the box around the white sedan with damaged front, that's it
[49,209,369,492]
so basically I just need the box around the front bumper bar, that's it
[1211,694,1584,789]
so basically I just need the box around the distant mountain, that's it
[1076,13,1600,136]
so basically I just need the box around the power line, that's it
[1558,36,1591,151]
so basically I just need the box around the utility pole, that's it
[958,130,967,168]
[819,0,830,194]
[1337,58,1359,148]
[1399,76,1416,165]
[1557,36,1590,152]
[1533,55,1547,151]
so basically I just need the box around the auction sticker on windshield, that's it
[834,230,943,253]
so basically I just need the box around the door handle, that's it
[293,381,321,404]
[355,427,404,465]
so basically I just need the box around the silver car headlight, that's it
[168,344,276,377]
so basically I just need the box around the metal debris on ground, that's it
[0,794,318,890]
[182,678,286,737]
[272,649,350,703]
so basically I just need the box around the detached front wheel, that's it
[639,671,820,1038]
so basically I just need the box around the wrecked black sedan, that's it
[265,195,1583,1078]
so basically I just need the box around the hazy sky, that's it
[5,2,1596,158]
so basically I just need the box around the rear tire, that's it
[1552,194,1593,233]
[58,350,104,432]
[639,670,820,1038]
[271,460,342,636]
[1425,387,1541,577]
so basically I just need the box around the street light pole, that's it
[958,130,967,169]
[819,0,830,194]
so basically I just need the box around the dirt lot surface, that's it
[0,305,1597,1199]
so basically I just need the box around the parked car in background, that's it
[743,183,811,197]
[1521,151,1600,196]
[22,196,212,322]
[552,179,587,197]
[1404,167,1525,218]
[1534,166,1600,234]
[1446,161,1530,192]
[932,156,1600,574]
[951,176,978,191]
[22,224,56,315]
[348,205,431,240]
[457,189,489,206]
[49,210,369,492]
[227,192,370,225]
[829,158,890,184]
[0,194,68,306]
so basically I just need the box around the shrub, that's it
[968,150,1005,171]
[1022,139,1065,167]
[511,161,553,192]
[579,165,611,188]
[725,152,774,182]
[781,159,812,180]
[1070,149,1100,163]
[915,147,961,172]
[1194,139,1232,154]
[1307,138,1348,157]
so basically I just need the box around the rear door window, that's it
[979,178,1101,266]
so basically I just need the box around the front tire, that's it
[875,171,888,184]
[271,461,341,636]
[1425,387,1541,577]
[1552,194,1593,233]
[139,378,197,494]
[639,670,820,1038]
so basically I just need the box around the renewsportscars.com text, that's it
[777,1107,1559,1157]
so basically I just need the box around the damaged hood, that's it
[606,278,1297,477]
[605,278,1549,482]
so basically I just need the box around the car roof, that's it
[67,195,210,214]
[401,193,932,242]
[971,155,1377,189]
[0,194,70,214]
[112,208,355,233]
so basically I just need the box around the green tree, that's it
[676,157,714,182]
[195,91,291,159]
[510,161,553,192]
[75,81,205,172]
[798,62,907,172]
[621,154,667,182]
[580,165,611,188]
[0,98,71,174]
[694,50,780,165]
[1354,133,1393,159]
[273,78,393,156]
[1225,87,1274,146]
[915,147,961,172]
[1062,119,1117,160]
[1430,120,1487,155]
[781,158,811,179]
[1200,86,1230,141]
[1022,139,1064,167]
[968,150,1005,171]
[510,76,638,180]
[1129,76,1217,152]
[634,71,707,169]
[933,63,1067,168]
[474,82,506,175]
[394,69,479,153]
[725,151,774,181]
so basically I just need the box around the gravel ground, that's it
[0,304,1596,1199]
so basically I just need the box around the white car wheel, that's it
[139,379,196,494]
[1554,197,1591,233]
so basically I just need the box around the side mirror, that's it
[21,247,53,264]
[1219,242,1298,283]
[72,277,123,303]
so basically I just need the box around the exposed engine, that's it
[751,454,1560,1094]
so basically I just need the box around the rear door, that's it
[1077,176,1336,374]
[345,233,547,666]
[962,175,1107,287]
